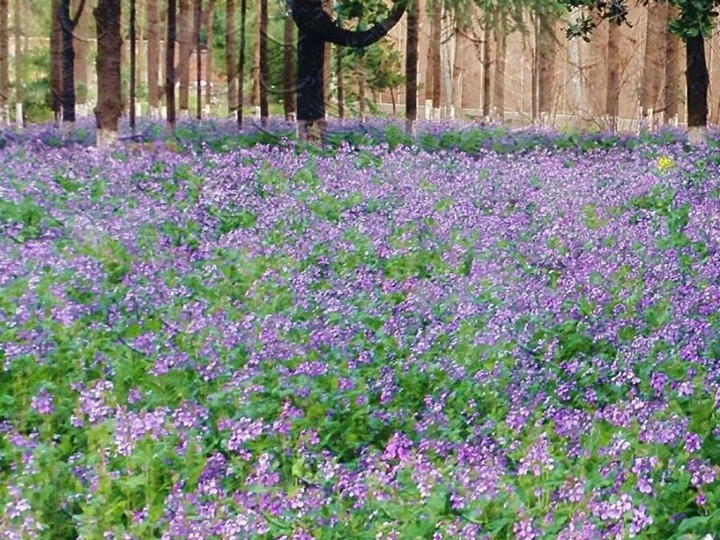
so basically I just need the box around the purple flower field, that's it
[2,122,720,539]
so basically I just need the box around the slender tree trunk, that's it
[0,0,7,124]
[195,0,201,119]
[13,0,20,124]
[284,13,295,120]
[537,11,556,123]
[166,0,177,129]
[405,0,418,135]
[238,0,246,127]
[130,0,137,129]
[492,12,505,121]
[178,0,191,114]
[357,53,366,120]
[336,42,343,119]
[147,0,160,116]
[640,4,667,126]
[686,35,709,145]
[51,0,63,125]
[606,19,620,131]
[226,0,237,113]
[481,14,492,119]
[664,10,680,125]
[73,0,89,116]
[259,0,268,126]
[251,0,260,115]
[205,1,213,108]
[430,0,441,116]
[94,0,123,146]
[322,0,332,115]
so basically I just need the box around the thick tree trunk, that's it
[664,11,680,124]
[94,0,122,146]
[51,0,63,124]
[13,0,20,124]
[640,4,667,126]
[259,0,268,126]
[686,35,709,145]
[166,0,177,129]
[481,15,492,119]
[405,0,419,134]
[0,0,7,124]
[147,0,160,116]
[537,12,556,123]
[429,0,441,117]
[238,0,246,127]
[226,0,237,113]
[492,13,505,121]
[284,13,296,120]
[178,0,191,114]
[605,20,620,131]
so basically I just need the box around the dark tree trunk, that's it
[60,0,84,124]
[686,35,709,145]
[166,0,177,129]
[147,0,160,115]
[237,0,246,127]
[130,0,137,129]
[290,0,406,141]
[481,15,492,118]
[51,0,63,124]
[259,0,268,126]
[94,0,122,146]
[226,0,237,112]
[284,13,296,120]
[405,0,418,135]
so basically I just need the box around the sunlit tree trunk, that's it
[405,0,418,135]
[536,11,556,123]
[605,18,620,131]
[13,0,21,124]
[640,4,667,127]
[178,0,191,115]
[0,0,8,124]
[73,0,89,117]
[335,42,343,119]
[664,8,680,125]
[492,12,505,121]
[425,0,440,119]
[284,12,295,120]
[94,0,122,146]
[147,0,160,117]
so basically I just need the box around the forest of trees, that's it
[1,0,720,145]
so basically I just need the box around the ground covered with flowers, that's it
[2,121,720,539]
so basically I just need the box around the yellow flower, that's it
[657,155,674,171]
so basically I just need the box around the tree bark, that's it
[13,0,20,124]
[284,12,296,120]
[492,12,505,121]
[94,0,123,146]
[664,7,680,125]
[405,0,418,135]
[481,14,492,119]
[322,0,332,114]
[238,0,246,127]
[251,0,260,113]
[429,0,441,117]
[259,0,268,125]
[205,0,213,107]
[195,0,201,119]
[536,11,556,122]
[147,0,160,116]
[130,0,137,129]
[73,0,89,115]
[51,0,63,124]
[0,0,7,123]
[640,3,667,126]
[166,0,177,129]
[357,52,365,120]
[226,0,237,113]
[686,35,708,145]
[605,19,620,131]
[178,0,191,114]
[335,41,343,119]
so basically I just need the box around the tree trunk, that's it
[178,0,191,114]
[640,3,667,126]
[405,0,418,135]
[195,0,201,119]
[430,0,441,116]
[335,42,343,119]
[251,0,260,115]
[60,0,86,126]
[130,0,137,129]
[51,0,63,124]
[259,0,268,126]
[73,0,89,116]
[0,0,7,124]
[13,0,20,124]
[664,10,680,125]
[238,0,246,127]
[686,35,709,145]
[205,1,213,108]
[284,12,295,120]
[357,53,365,120]
[226,0,237,113]
[537,11,556,123]
[322,0,332,115]
[147,0,160,116]
[481,14,492,119]
[492,12,505,121]
[605,19,620,131]
[94,0,122,146]
[166,0,177,129]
